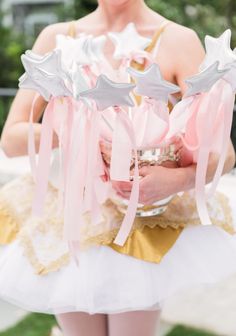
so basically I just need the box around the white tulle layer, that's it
[1,225,236,315]
[0,173,236,315]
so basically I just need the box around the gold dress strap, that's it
[131,20,171,71]
[146,20,171,54]
[131,20,171,105]
[67,21,77,38]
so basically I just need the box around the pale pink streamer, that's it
[166,96,195,140]
[183,81,230,225]
[28,93,41,181]
[165,79,234,226]
[193,91,221,225]
[110,106,140,246]
[30,96,75,219]
[55,97,74,215]
[83,65,97,87]
[63,101,89,240]
[142,99,170,148]
[206,81,235,198]
[83,101,104,224]
[63,101,89,264]
[31,97,56,215]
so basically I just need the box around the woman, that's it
[0,1,236,336]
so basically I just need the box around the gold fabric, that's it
[86,192,234,264]
[0,199,19,244]
[109,226,183,263]
[68,20,77,38]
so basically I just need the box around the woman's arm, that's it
[172,26,236,184]
[0,23,67,157]
[116,25,236,204]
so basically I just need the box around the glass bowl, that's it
[100,140,180,217]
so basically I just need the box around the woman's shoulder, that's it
[158,20,205,69]
[32,21,75,55]
[31,12,97,55]
[161,21,202,52]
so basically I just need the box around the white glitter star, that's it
[56,34,89,68]
[56,33,106,69]
[200,29,236,71]
[108,22,151,60]
[84,35,106,63]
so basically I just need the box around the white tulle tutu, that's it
[0,172,236,315]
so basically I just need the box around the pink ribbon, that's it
[193,91,220,225]
[64,102,103,262]
[182,80,234,226]
[109,106,139,246]
[83,101,104,224]
[141,99,170,148]
[30,96,75,218]
[31,97,55,216]
[28,93,41,181]
[207,80,235,198]
[165,78,235,227]
[63,100,107,244]
[63,101,89,240]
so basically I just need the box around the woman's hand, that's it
[113,165,193,205]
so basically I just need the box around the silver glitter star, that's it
[19,49,72,100]
[185,61,229,97]
[22,49,64,77]
[108,22,151,60]
[79,74,135,110]
[127,63,180,103]
[19,72,51,101]
[224,62,236,93]
[200,29,236,71]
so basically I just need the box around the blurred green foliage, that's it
[69,0,236,46]
[1,0,236,88]
[147,0,236,45]
[0,10,24,88]
[0,313,56,336]
[166,325,216,336]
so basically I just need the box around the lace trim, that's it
[20,234,70,275]
[82,192,234,247]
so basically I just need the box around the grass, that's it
[166,325,216,336]
[0,313,217,336]
[0,313,56,336]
